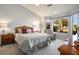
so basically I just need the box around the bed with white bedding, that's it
[15,32,50,54]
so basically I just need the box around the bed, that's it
[15,26,50,54]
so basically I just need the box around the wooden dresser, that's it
[1,33,15,45]
[58,44,79,55]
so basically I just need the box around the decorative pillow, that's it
[31,28,34,32]
[33,27,38,32]
[27,28,32,33]
[22,26,27,33]
[18,28,22,33]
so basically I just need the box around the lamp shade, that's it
[0,23,8,28]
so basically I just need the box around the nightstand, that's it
[1,33,15,45]
[58,44,79,55]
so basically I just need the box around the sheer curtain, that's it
[72,13,79,45]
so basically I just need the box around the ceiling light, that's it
[35,4,40,6]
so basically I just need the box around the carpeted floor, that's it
[0,39,65,55]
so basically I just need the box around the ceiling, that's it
[22,4,79,17]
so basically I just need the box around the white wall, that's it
[0,4,41,32]
[0,4,41,45]
[56,32,68,40]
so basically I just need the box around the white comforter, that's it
[15,32,49,54]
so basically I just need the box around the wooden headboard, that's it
[15,26,22,33]
[15,26,33,33]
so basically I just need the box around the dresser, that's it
[1,33,15,45]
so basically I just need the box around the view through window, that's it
[53,17,68,33]
[72,13,79,43]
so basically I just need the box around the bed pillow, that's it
[27,28,32,33]
[22,26,27,33]
[31,27,34,32]
[18,28,22,33]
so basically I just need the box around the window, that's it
[53,17,68,33]
[72,14,78,35]
[71,13,79,44]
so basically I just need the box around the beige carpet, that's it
[0,39,65,55]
